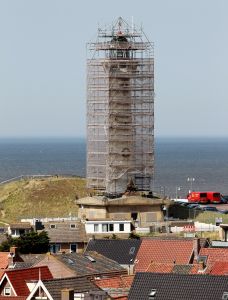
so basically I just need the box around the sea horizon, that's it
[0,136,228,198]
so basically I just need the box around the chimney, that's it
[193,238,200,260]
[198,260,205,272]
[8,246,18,269]
[61,289,74,300]
[10,246,18,257]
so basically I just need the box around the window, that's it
[129,247,135,255]
[4,287,11,296]
[119,223,124,232]
[70,224,76,229]
[70,244,77,253]
[50,244,61,253]
[50,224,56,229]
[109,224,114,232]
[102,224,108,232]
[131,213,138,221]
[94,224,99,232]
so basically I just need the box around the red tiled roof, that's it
[146,262,174,273]
[135,239,194,272]
[208,261,228,275]
[0,253,9,269]
[95,275,134,289]
[199,248,228,265]
[94,275,134,299]
[3,266,53,296]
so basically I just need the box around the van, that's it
[187,191,221,204]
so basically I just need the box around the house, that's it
[77,196,168,228]
[128,272,228,300]
[134,237,204,272]
[0,266,53,298]
[14,252,126,279]
[86,239,141,274]
[26,276,107,300]
[41,220,87,253]
[84,219,132,238]
[8,223,33,238]
[94,275,134,299]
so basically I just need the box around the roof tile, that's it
[135,239,194,272]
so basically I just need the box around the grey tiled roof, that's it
[128,273,228,300]
[20,254,47,265]
[43,221,86,243]
[43,276,101,300]
[86,239,141,265]
[55,251,126,277]
[10,222,32,229]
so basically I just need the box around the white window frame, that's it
[102,223,108,232]
[4,287,11,296]
[94,224,99,232]
[119,223,125,232]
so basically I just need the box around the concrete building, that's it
[77,196,166,229]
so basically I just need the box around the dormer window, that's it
[50,224,56,229]
[4,287,11,296]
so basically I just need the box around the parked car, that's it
[187,204,201,209]
[221,195,228,203]
[202,206,218,212]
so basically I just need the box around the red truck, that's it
[187,191,221,204]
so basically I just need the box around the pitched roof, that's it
[199,247,228,265]
[94,275,134,299]
[128,272,228,300]
[86,239,141,264]
[2,266,53,296]
[43,276,101,300]
[55,251,126,277]
[135,238,194,272]
[43,221,86,243]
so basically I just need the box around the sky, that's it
[0,0,228,138]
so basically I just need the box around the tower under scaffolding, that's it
[87,17,154,194]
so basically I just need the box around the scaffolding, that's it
[87,17,154,194]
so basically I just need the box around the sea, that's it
[0,137,228,198]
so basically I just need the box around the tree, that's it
[0,231,50,254]
[17,231,49,254]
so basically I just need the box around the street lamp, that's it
[175,186,181,199]
[187,177,195,193]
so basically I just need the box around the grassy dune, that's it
[0,177,89,223]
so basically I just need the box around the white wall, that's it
[85,221,131,234]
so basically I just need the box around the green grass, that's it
[0,176,90,223]
[195,211,228,224]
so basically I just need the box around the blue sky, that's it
[0,0,227,138]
